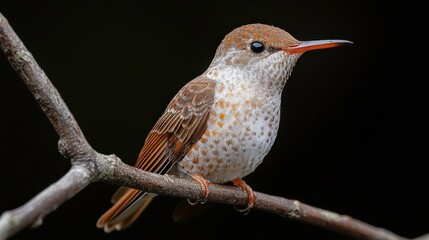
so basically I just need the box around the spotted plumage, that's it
[97,23,352,233]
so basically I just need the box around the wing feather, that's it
[97,76,216,231]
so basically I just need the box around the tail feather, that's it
[110,186,130,204]
[96,189,157,233]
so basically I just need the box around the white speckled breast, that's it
[177,51,300,183]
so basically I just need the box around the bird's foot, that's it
[232,178,256,215]
[187,174,210,205]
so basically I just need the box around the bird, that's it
[96,23,352,233]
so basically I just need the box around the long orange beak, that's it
[286,39,353,54]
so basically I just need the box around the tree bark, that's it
[0,11,424,240]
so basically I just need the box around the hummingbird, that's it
[96,23,352,233]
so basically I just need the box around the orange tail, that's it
[96,188,157,233]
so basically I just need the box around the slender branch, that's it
[0,11,425,240]
[0,12,95,163]
[0,166,92,239]
[415,233,429,240]
[97,155,407,240]
[0,11,97,239]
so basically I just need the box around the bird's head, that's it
[207,23,352,90]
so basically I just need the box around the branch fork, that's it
[0,12,425,240]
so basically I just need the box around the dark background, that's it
[1,1,426,240]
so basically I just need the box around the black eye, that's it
[250,41,265,53]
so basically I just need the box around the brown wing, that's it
[134,76,216,174]
[97,76,216,232]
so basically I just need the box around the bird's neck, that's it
[205,53,301,97]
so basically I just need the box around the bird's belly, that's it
[177,97,280,183]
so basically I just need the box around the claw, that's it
[187,174,210,205]
[187,198,200,206]
[232,179,256,215]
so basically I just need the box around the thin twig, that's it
[97,155,408,240]
[0,11,425,240]
[0,12,95,163]
[414,233,429,240]
[0,12,97,239]
[0,166,91,239]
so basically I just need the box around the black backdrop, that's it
[1,1,426,240]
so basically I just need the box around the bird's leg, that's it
[188,174,210,205]
[232,178,256,215]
